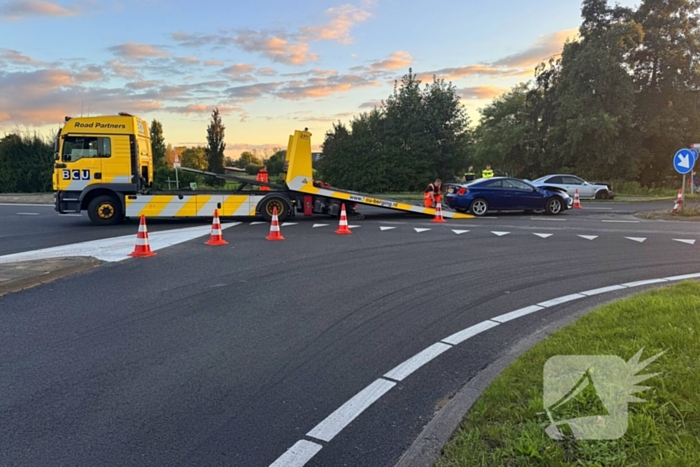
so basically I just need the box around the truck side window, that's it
[62,137,111,162]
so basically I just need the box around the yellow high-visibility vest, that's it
[482,169,494,179]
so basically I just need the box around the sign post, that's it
[690,148,699,195]
[674,149,695,209]
[173,154,181,189]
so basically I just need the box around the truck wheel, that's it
[87,195,123,226]
[260,197,289,222]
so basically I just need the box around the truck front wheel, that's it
[87,195,123,226]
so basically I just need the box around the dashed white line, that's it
[538,293,585,308]
[622,278,669,288]
[625,237,647,243]
[491,305,544,323]
[348,225,361,229]
[0,203,53,207]
[415,228,431,233]
[271,271,700,467]
[441,320,500,345]
[313,224,330,228]
[578,235,598,241]
[602,220,640,223]
[452,230,470,235]
[533,233,553,239]
[306,379,396,442]
[579,285,628,296]
[269,440,323,467]
[384,343,452,382]
[531,217,566,221]
[380,226,397,231]
[492,231,510,237]
[282,223,299,227]
[250,222,266,226]
[673,239,696,245]
[16,212,40,216]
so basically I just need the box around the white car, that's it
[531,174,614,200]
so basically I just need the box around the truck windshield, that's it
[62,136,111,162]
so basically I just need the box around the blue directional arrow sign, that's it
[674,149,695,175]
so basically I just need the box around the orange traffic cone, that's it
[672,189,683,213]
[128,215,156,257]
[335,204,353,235]
[573,189,582,209]
[205,209,228,246]
[266,207,285,241]
[432,202,447,223]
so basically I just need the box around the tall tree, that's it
[234,151,261,168]
[149,119,167,168]
[181,146,207,170]
[630,0,700,185]
[205,108,226,185]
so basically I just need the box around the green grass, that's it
[437,282,700,467]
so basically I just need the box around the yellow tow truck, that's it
[53,113,474,225]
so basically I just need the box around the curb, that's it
[0,257,102,297]
[393,295,638,467]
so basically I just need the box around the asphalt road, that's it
[0,199,681,256]
[0,201,697,466]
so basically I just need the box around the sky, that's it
[0,0,640,157]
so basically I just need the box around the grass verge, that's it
[437,282,700,467]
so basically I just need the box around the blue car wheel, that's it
[470,198,489,216]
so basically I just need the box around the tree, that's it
[266,150,286,175]
[234,151,262,168]
[181,146,207,170]
[0,132,54,193]
[205,108,226,186]
[149,119,167,168]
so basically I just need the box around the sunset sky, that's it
[0,0,639,157]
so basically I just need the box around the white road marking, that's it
[306,379,396,442]
[622,278,669,288]
[533,233,553,239]
[313,224,330,228]
[531,218,566,221]
[673,239,696,245]
[282,223,299,227]
[380,226,397,231]
[491,305,544,323]
[579,285,628,296]
[625,237,647,243]
[578,235,598,241]
[415,228,431,233]
[64,214,83,217]
[441,320,500,345]
[348,225,361,229]
[16,212,40,215]
[384,343,452,382]
[602,220,640,223]
[664,273,700,281]
[0,223,240,264]
[452,230,470,235]
[0,203,53,207]
[269,440,323,467]
[250,222,266,225]
[538,294,585,308]
[492,231,510,237]
[275,271,700,467]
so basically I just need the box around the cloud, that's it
[108,42,170,60]
[359,99,381,109]
[226,82,281,100]
[300,3,372,44]
[0,48,43,65]
[0,0,80,19]
[369,51,412,71]
[457,86,508,100]
[125,80,161,90]
[106,60,141,79]
[274,74,380,100]
[176,56,199,64]
[493,29,578,68]
[230,30,318,66]
[204,59,223,67]
[222,63,256,82]
[171,31,218,48]
[258,67,277,76]
[281,68,337,78]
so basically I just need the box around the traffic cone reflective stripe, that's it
[128,215,156,257]
[206,209,228,246]
[432,203,447,223]
[266,207,285,241]
[335,204,352,235]
[573,189,582,209]
[672,189,683,213]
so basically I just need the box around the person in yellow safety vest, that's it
[482,165,494,179]
[463,166,476,182]
[424,179,442,208]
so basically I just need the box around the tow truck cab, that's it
[53,113,153,223]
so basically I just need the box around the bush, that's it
[0,133,54,193]
[245,163,263,175]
